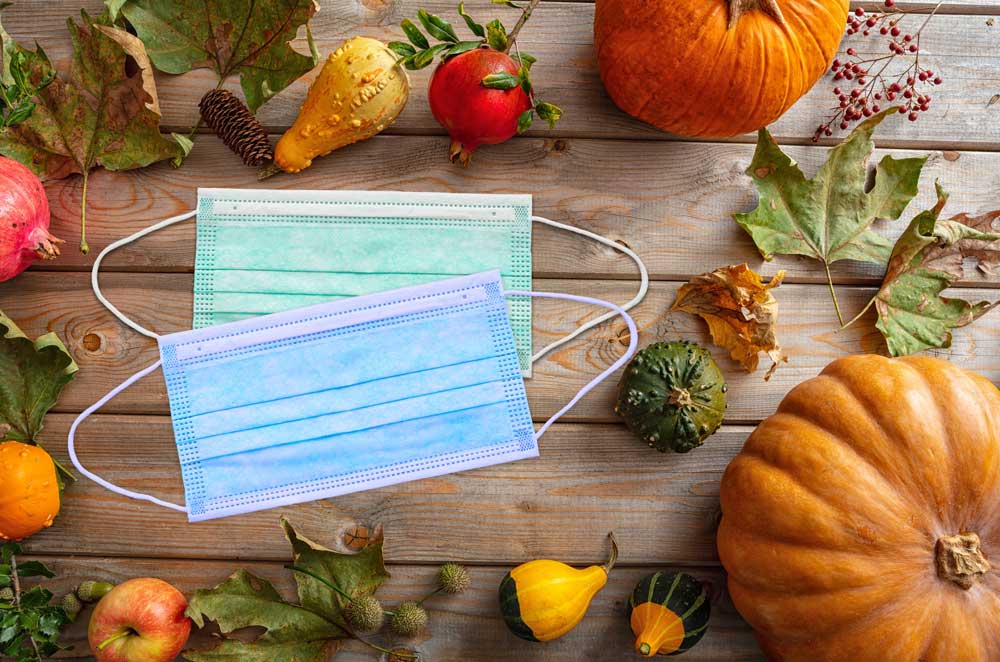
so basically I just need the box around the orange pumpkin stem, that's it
[935,532,991,590]
[727,0,785,29]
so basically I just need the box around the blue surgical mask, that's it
[69,216,640,522]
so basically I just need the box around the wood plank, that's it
[2,273,996,422]
[21,556,762,661]
[30,413,739,564]
[31,135,1000,287]
[3,2,998,146]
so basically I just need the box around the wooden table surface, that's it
[3,0,999,659]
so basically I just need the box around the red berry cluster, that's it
[814,0,944,141]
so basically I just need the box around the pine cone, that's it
[199,89,273,167]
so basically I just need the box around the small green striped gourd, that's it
[628,571,710,656]
[615,341,727,453]
[499,534,618,642]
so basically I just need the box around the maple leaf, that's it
[113,0,320,113]
[671,264,788,381]
[855,183,1000,356]
[0,10,186,253]
[735,109,926,324]
[184,519,391,662]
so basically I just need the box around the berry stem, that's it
[503,0,541,53]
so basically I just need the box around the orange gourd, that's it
[0,441,60,541]
[594,0,849,137]
[718,355,1000,661]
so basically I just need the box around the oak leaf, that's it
[868,184,1000,356]
[735,109,926,324]
[672,264,787,380]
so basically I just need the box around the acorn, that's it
[390,601,428,636]
[76,580,115,603]
[62,592,83,621]
[345,594,385,633]
[0,587,13,601]
[439,563,471,594]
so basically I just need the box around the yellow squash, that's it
[499,533,618,641]
[274,36,410,173]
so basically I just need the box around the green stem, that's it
[79,170,89,254]
[824,261,844,326]
[285,565,356,604]
[97,629,133,651]
[416,586,444,606]
[840,295,877,331]
[355,638,417,658]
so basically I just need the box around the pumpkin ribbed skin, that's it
[718,355,1000,661]
[0,441,60,541]
[594,0,849,138]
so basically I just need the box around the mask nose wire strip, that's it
[505,290,638,440]
[66,358,189,513]
[92,209,198,339]
[529,215,648,364]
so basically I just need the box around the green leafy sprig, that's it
[0,543,71,662]
[391,1,562,133]
[0,4,53,129]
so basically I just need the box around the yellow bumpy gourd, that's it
[274,36,410,173]
[499,533,618,642]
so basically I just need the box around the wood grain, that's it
[3,1,998,147]
[31,414,737,564]
[29,135,1000,288]
[23,556,763,661]
[2,273,996,421]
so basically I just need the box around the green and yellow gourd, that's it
[628,572,710,657]
[499,534,618,642]
[615,341,727,453]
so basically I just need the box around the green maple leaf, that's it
[0,311,76,446]
[0,10,185,253]
[735,109,926,323]
[866,183,1000,356]
[112,0,319,113]
[282,518,390,628]
[184,520,390,661]
[184,570,342,662]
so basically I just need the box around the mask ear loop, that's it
[529,215,648,364]
[69,209,198,514]
[504,290,638,439]
[92,209,198,339]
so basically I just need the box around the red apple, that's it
[88,578,192,662]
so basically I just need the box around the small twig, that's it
[10,554,44,661]
[840,295,877,330]
[416,586,444,606]
[503,0,541,53]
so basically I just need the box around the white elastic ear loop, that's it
[67,358,188,513]
[529,215,648,363]
[92,209,197,339]
[505,290,638,440]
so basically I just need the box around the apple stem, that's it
[97,629,134,651]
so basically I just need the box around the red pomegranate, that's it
[428,47,532,166]
[0,156,61,282]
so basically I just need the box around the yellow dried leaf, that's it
[671,264,788,380]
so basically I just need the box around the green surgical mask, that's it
[149,189,646,378]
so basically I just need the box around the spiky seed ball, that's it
[76,580,115,603]
[0,587,13,602]
[345,594,385,633]
[62,592,83,621]
[438,563,471,594]
[390,601,428,637]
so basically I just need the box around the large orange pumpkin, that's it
[594,0,849,137]
[718,355,1000,661]
[0,441,61,541]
